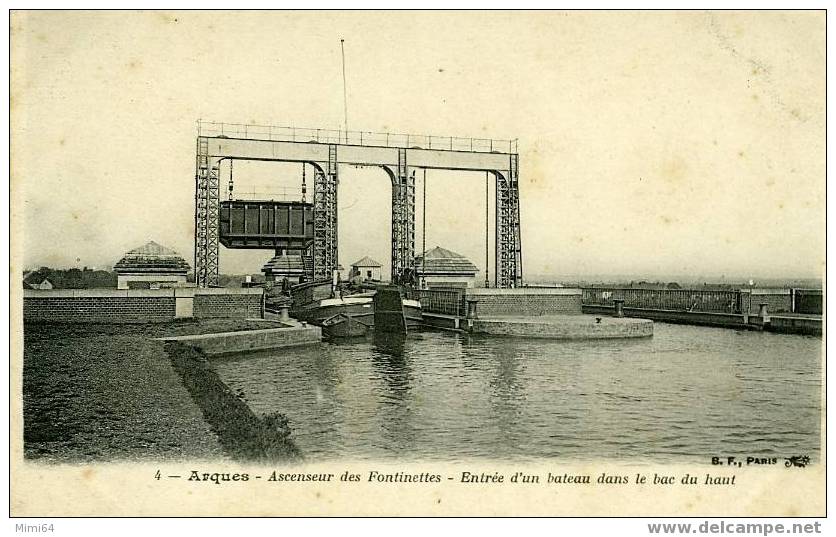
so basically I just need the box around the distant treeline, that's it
[24,268,270,289]
[25,267,116,289]
[529,278,822,290]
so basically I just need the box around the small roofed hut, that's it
[414,246,479,289]
[349,256,382,282]
[114,241,190,289]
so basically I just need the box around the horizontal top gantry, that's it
[198,121,517,172]
[199,120,518,155]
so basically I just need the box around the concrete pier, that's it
[418,287,653,339]
[158,321,321,355]
[582,305,821,336]
[470,315,653,339]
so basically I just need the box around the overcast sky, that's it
[12,11,825,281]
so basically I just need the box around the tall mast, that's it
[485,171,490,287]
[422,168,427,289]
[340,39,348,143]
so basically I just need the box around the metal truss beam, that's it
[510,154,523,287]
[194,137,220,287]
[312,146,339,280]
[495,156,522,288]
[385,149,416,284]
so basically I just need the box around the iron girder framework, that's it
[193,121,522,288]
[312,146,339,280]
[194,138,220,287]
[385,148,416,284]
[495,154,523,288]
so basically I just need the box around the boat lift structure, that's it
[194,120,523,288]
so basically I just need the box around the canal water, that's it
[212,323,821,463]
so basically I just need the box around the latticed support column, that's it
[312,146,339,280]
[495,172,512,288]
[206,163,220,286]
[194,137,220,288]
[388,149,415,284]
[509,154,523,287]
[494,156,522,288]
[391,175,401,281]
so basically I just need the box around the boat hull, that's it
[321,313,370,338]
[290,281,423,331]
[294,299,375,326]
[403,299,422,330]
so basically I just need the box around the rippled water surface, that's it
[212,324,821,462]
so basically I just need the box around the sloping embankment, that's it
[165,341,301,462]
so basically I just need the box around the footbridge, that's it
[194,121,522,288]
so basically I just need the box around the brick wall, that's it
[740,290,793,314]
[23,296,175,323]
[193,293,262,319]
[23,288,264,323]
[465,288,582,317]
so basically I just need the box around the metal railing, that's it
[197,120,518,154]
[416,288,466,316]
[583,287,822,316]
[582,288,741,314]
[229,187,304,202]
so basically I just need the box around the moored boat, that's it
[402,298,422,330]
[321,312,370,338]
[290,281,375,326]
[289,277,422,333]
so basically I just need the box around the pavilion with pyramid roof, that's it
[414,246,479,289]
[262,250,310,284]
[113,240,191,289]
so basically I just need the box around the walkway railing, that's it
[197,120,518,154]
[582,288,741,314]
[416,288,466,316]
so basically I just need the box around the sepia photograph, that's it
[9,9,826,520]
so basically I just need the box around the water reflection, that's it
[372,331,407,358]
[369,332,415,453]
[461,336,529,456]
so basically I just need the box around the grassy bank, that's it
[22,319,293,462]
[166,343,300,461]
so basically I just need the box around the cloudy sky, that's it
[12,11,825,281]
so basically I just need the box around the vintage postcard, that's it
[9,10,825,519]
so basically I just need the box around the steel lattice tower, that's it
[194,137,220,287]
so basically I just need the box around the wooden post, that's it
[758,303,770,321]
[614,299,625,318]
[466,298,479,332]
